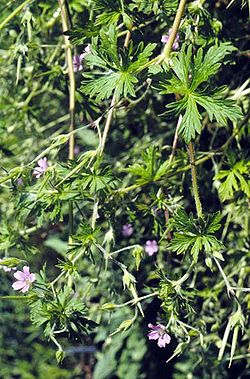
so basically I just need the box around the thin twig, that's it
[169,114,183,164]
[138,0,187,71]
[0,0,31,30]
[187,142,203,219]
[214,257,235,297]
[58,0,75,238]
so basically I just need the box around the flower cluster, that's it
[161,29,179,50]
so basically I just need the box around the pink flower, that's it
[122,224,133,237]
[12,266,36,293]
[145,240,158,256]
[73,45,91,72]
[33,157,49,178]
[161,29,179,50]
[147,323,171,348]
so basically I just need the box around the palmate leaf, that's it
[126,146,170,184]
[160,43,242,143]
[193,92,242,125]
[63,24,99,45]
[190,43,236,90]
[165,91,242,143]
[169,209,224,261]
[82,71,137,101]
[30,287,97,341]
[92,0,134,27]
[77,166,118,194]
[81,26,156,101]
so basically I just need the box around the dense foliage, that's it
[0,0,249,378]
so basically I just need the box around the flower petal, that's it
[147,331,160,340]
[21,284,30,293]
[33,168,43,177]
[79,53,86,61]
[157,335,167,348]
[163,333,171,345]
[148,323,156,329]
[14,271,25,280]
[22,266,30,275]
[12,281,25,290]
[161,35,169,43]
[29,273,36,283]
[38,158,45,168]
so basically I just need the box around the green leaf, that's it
[169,209,224,260]
[193,93,242,125]
[126,146,170,184]
[160,43,242,142]
[56,349,65,364]
[63,24,100,45]
[215,159,250,201]
[175,95,202,142]
[190,43,237,90]
[81,26,156,101]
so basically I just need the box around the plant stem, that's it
[138,0,187,71]
[100,95,116,155]
[232,287,250,292]
[169,114,182,163]
[214,257,235,297]
[114,291,159,308]
[58,0,75,237]
[0,0,31,31]
[187,142,203,219]
[174,261,195,289]
[109,244,140,257]
[161,0,186,61]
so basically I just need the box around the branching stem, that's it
[138,0,187,71]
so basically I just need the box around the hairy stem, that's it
[187,142,203,219]
[174,261,195,290]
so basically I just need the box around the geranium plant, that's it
[0,0,249,377]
